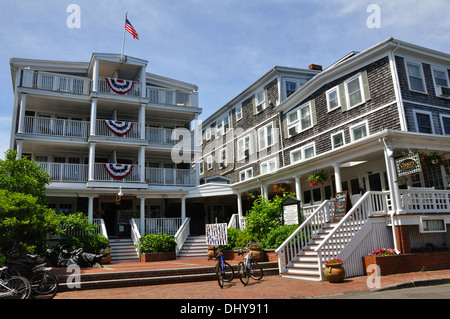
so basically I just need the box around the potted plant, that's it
[246,190,261,202]
[419,152,446,170]
[272,182,291,194]
[100,247,111,264]
[248,242,264,262]
[207,245,219,260]
[323,257,345,283]
[307,170,330,187]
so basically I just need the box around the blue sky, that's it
[0,0,449,158]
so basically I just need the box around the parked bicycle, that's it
[0,266,31,299]
[5,248,58,299]
[213,250,234,288]
[237,249,263,286]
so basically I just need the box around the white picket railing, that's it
[399,189,450,213]
[37,162,88,182]
[96,119,141,139]
[144,218,182,236]
[94,163,141,182]
[145,167,196,186]
[22,70,91,95]
[147,87,192,107]
[23,116,89,138]
[174,218,191,255]
[145,127,177,145]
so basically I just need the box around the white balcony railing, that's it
[23,116,89,138]
[98,77,142,97]
[147,87,192,106]
[145,167,196,186]
[96,119,141,139]
[37,162,88,182]
[145,127,177,145]
[94,163,141,183]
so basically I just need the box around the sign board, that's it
[205,223,228,246]
[395,153,421,177]
[281,197,302,225]
[333,191,352,221]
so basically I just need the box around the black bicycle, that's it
[5,252,58,299]
[214,251,234,288]
[237,249,263,286]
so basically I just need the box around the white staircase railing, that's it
[275,200,334,273]
[315,191,389,281]
[174,218,191,256]
[130,218,142,259]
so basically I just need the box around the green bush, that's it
[263,224,298,249]
[62,233,109,254]
[139,234,176,253]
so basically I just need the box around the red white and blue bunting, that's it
[105,77,135,94]
[104,163,134,179]
[104,120,134,136]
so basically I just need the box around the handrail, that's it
[130,218,142,260]
[174,218,190,255]
[275,200,333,273]
[314,191,389,281]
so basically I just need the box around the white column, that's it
[90,98,97,136]
[140,67,147,98]
[16,140,23,159]
[237,193,243,229]
[92,59,99,92]
[194,114,201,185]
[140,197,146,235]
[88,196,95,222]
[295,176,302,202]
[333,163,342,193]
[88,142,96,181]
[139,146,146,183]
[139,103,146,139]
[17,94,27,134]
[260,184,268,198]
[181,197,186,221]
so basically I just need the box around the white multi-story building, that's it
[9,53,201,247]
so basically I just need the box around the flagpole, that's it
[121,12,128,62]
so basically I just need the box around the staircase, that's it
[280,221,339,281]
[176,235,208,259]
[109,238,140,263]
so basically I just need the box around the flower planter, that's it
[249,247,264,262]
[140,252,176,262]
[323,262,345,283]
[362,251,450,276]
[222,249,276,262]
[100,253,111,264]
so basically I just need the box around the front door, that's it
[368,173,382,191]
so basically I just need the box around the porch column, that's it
[90,98,97,136]
[237,192,243,229]
[260,184,268,198]
[88,196,95,222]
[295,176,302,202]
[139,103,146,139]
[139,146,146,183]
[92,59,99,92]
[140,67,147,98]
[181,197,186,221]
[17,93,27,134]
[333,163,342,193]
[88,142,96,181]
[140,197,146,235]
[193,114,201,186]
[16,140,23,159]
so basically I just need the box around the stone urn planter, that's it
[323,260,345,283]
[249,247,264,262]
[100,253,111,264]
[207,246,218,260]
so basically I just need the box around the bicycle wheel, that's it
[237,261,249,286]
[30,271,58,299]
[222,262,234,282]
[215,263,224,288]
[250,261,263,280]
[4,276,31,299]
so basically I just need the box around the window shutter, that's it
[339,83,347,112]
[361,70,371,101]
[310,99,317,126]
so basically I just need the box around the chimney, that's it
[308,64,322,71]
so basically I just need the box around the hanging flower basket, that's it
[246,190,260,202]
[307,170,330,188]
[272,182,291,194]
[418,152,446,170]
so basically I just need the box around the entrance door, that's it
[102,203,118,238]
[368,173,382,191]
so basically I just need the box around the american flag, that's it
[125,18,139,40]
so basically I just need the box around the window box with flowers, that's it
[307,170,330,188]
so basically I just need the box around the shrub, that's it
[263,224,298,249]
[62,233,109,254]
[140,234,176,253]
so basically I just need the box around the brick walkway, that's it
[54,261,450,299]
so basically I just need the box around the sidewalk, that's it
[54,266,450,299]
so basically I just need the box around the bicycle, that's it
[237,249,263,286]
[5,251,58,299]
[213,250,234,288]
[0,266,31,299]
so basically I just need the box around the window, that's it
[300,103,312,130]
[287,109,299,137]
[235,106,243,121]
[216,114,230,137]
[432,66,450,98]
[406,61,427,93]
[419,217,446,233]
[350,121,369,142]
[205,126,211,140]
[219,148,227,168]
[207,155,213,170]
[286,102,313,137]
[440,115,450,135]
[199,160,204,175]
[258,123,274,150]
[286,81,297,98]
[331,131,345,149]
[239,168,253,181]
[260,158,277,175]
[326,87,340,111]
[255,90,266,113]
[290,143,315,163]
[413,110,434,134]
[237,135,252,160]
[345,75,364,108]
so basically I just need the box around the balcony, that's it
[37,162,88,182]
[21,70,91,95]
[23,116,89,138]
[145,167,196,186]
[97,77,142,98]
[145,127,176,145]
[96,119,141,139]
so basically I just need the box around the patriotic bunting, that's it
[105,77,135,94]
[104,120,134,136]
[104,163,134,179]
